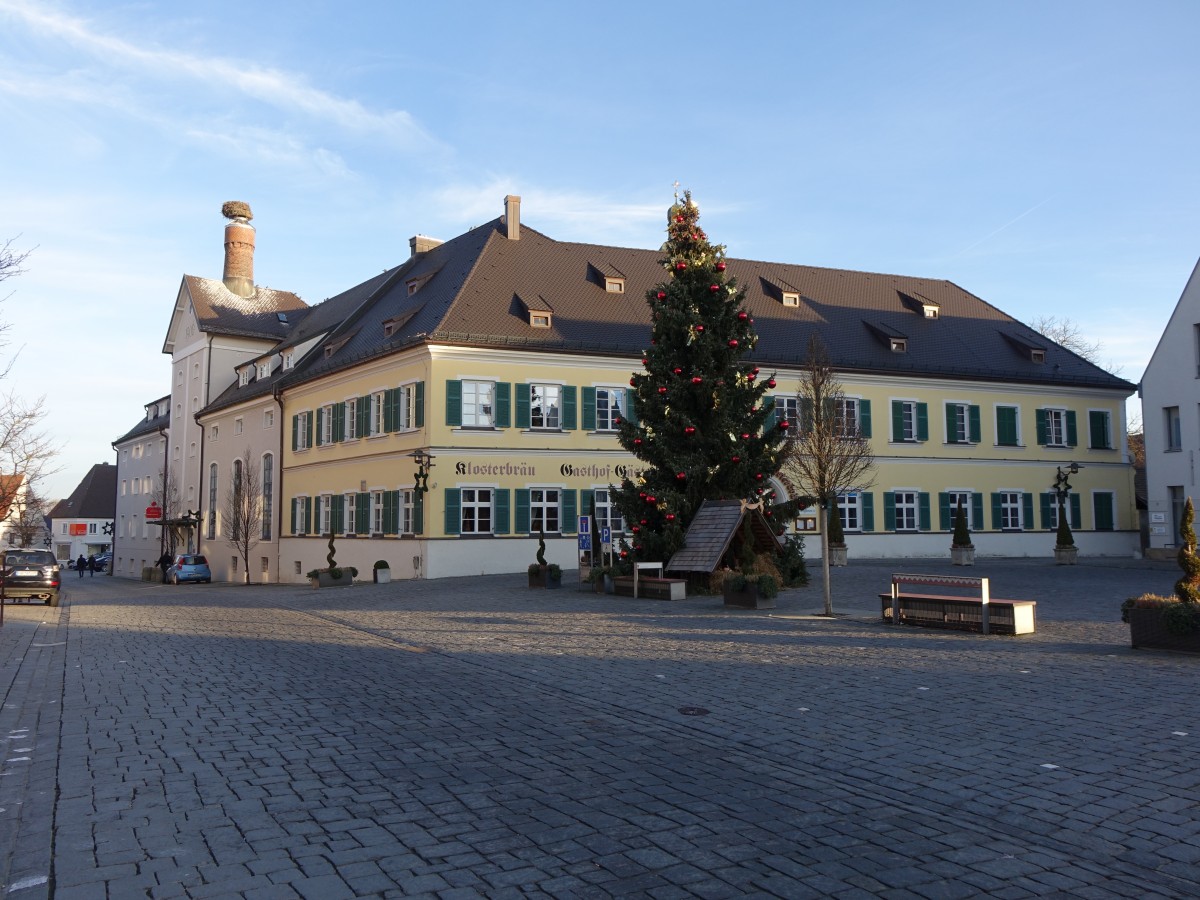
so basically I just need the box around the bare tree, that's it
[223,448,261,584]
[9,486,48,548]
[1030,315,1123,375]
[154,466,182,559]
[780,335,875,616]
[0,393,57,515]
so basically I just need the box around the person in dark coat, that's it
[158,552,172,582]
[87,555,96,576]
[76,554,86,578]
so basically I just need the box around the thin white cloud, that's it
[0,1,437,151]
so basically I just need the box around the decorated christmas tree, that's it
[613,191,791,563]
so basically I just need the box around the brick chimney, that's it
[503,195,521,241]
[221,201,255,298]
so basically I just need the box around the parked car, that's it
[93,553,112,572]
[167,554,211,584]
[0,549,61,605]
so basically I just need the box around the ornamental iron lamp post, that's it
[1052,463,1081,564]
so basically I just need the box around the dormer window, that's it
[384,322,396,337]
[605,277,625,294]
[923,306,939,319]
[782,291,800,308]
[283,351,295,370]
[531,313,552,328]
[258,362,271,380]
[1031,349,1045,364]
[518,294,553,329]
[238,368,251,386]
[890,338,908,353]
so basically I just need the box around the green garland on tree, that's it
[613,192,790,563]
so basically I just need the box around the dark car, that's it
[1,549,61,605]
[167,554,211,584]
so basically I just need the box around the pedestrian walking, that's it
[87,555,95,576]
[158,552,172,582]
[76,554,85,578]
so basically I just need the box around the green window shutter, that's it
[582,387,597,431]
[991,493,1003,530]
[883,493,896,532]
[383,388,397,432]
[938,492,951,531]
[1070,494,1081,528]
[516,384,531,429]
[1040,493,1054,529]
[515,489,531,534]
[290,498,297,534]
[969,405,981,443]
[1065,410,1078,447]
[384,490,399,534]
[580,489,594,524]
[1035,408,1048,446]
[1095,493,1114,531]
[413,491,424,535]
[891,401,904,441]
[918,493,931,531]
[356,492,370,534]
[315,407,325,446]
[562,490,577,533]
[443,489,461,536]
[916,403,929,442]
[763,395,777,428]
[493,489,510,535]
[562,385,577,430]
[858,399,872,438]
[445,380,462,427]
[1022,493,1034,530]
[357,396,370,437]
[291,415,299,451]
[495,382,511,428]
[971,493,983,530]
[414,381,425,428]
[1089,410,1106,448]
[997,407,1017,446]
[861,493,875,531]
[332,496,345,535]
[945,405,958,443]
[303,497,312,535]
[334,402,345,442]
[623,393,638,426]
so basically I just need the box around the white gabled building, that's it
[1141,256,1200,554]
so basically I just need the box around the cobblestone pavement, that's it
[0,557,1197,898]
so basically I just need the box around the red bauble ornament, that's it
[741,432,751,440]
[767,378,776,388]
[640,518,648,525]
[731,455,740,463]
[676,472,686,481]
[755,473,764,480]
[633,438,642,446]
[631,526,640,534]
[629,378,636,386]
[752,367,760,375]
[717,262,726,272]
[639,492,646,498]
[620,550,628,558]
[642,357,648,365]
[651,339,657,344]
[684,426,696,435]
[737,311,748,321]
[658,386,667,394]
[675,262,686,271]
[666,513,676,522]
[696,325,705,333]
[691,376,702,384]
[614,417,621,424]
[728,339,739,348]
[675,215,684,223]
[656,291,666,300]
[673,367,682,375]
[779,420,791,430]
[709,284,719,293]
[747,371,757,380]
[646,496,657,504]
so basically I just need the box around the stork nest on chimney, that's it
[221,201,253,221]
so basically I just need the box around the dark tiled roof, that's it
[48,463,117,520]
[184,276,309,341]
[113,403,170,446]
[667,500,779,574]
[282,217,1133,392]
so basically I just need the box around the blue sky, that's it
[1,0,1197,502]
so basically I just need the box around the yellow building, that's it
[183,196,1137,583]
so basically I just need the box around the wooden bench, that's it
[612,563,687,600]
[879,573,1035,635]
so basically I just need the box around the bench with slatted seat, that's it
[879,573,1035,635]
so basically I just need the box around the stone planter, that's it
[528,567,562,589]
[1054,546,1078,566]
[374,568,391,584]
[723,582,777,610]
[828,545,847,567]
[951,545,975,566]
[311,571,353,588]
[1128,607,1200,652]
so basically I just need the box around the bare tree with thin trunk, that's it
[780,335,875,616]
[223,448,261,584]
[0,394,58,516]
[10,485,47,548]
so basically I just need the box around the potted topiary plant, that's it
[1054,499,1077,565]
[373,560,391,584]
[309,534,355,587]
[1122,497,1200,651]
[527,524,561,588]
[951,497,975,566]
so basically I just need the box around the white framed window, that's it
[209,425,219,442]
[593,488,624,533]
[371,491,385,534]
[397,383,416,430]
[400,489,415,534]
[294,497,307,535]
[258,362,271,380]
[837,491,863,531]
[461,488,493,534]
[264,409,274,429]
[1043,408,1068,447]
[235,418,243,435]
[238,369,250,387]
[596,388,626,431]
[531,488,561,533]
[295,411,311,450]
[462,381,494,428]
[320,404,334,446]
[835,398,861,438]
[370,392,385,436]
[946,403,971,444]
[893,490,918,532]
[1166,406,1182,451]
[946,490,975,529]
[530,384,561,430]
[999,491,1023,530]
[893,400,923,442]
[317,494,332,536]
[344,493,356,535]
[121,480,127,496]
[283,351,295,370]
[345,398,359,440]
